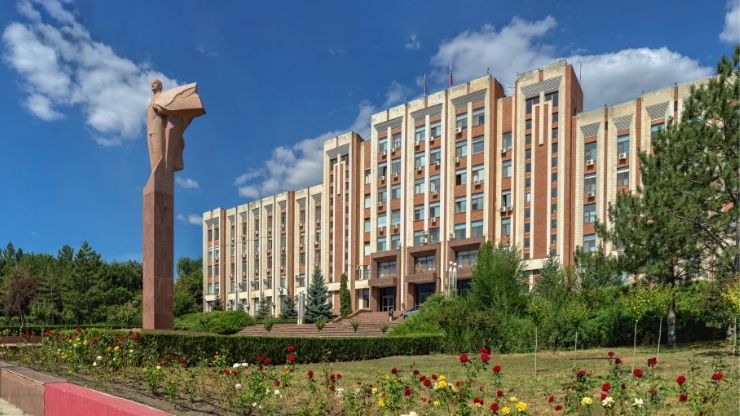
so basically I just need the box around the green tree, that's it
[534,255,566,301]
[280,292,297,320]
[575,248,621,290]
[174,257,202,315]
[305,267,332,323]
[256,297,272,320]
[62,242,106,324]
[211,297,223,311]
[468,243,526,317]
[2,266,38,326]
[339,273,352,317]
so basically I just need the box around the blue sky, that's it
[0,0,737,262]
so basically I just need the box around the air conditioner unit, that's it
[585,159,594,166]
[378,226,386,232]
[377,202,384,208]
[499,206,507,213]
[254,230,259,236]
[474,179,482,185]
[379,175,385,181]
[316,220,321,226]
[414,140,421,147]
[431,217,438,223]
[417,166,423,172]
[393,224,399,231]
[454,157,460,163]
[393,172,399,179]
[281,224,285,229]
[501,147,508,154]
[427,136,434,143]
[380,150,387,157]
[455,127,463,134]
[618,152,627,160]
[266,249,271,255]
[586,191,596,198]
[434,160,441,167]
[431,190,438,196]
[230,236,234,242]
[280,266,284,271]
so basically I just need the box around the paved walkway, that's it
[0,398,25,415]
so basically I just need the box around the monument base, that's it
[142,167,174,330]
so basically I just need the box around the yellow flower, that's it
[437,380,447,389]
[581,397,592,406]
[502,406,511,415]
[433,400,440,408]
[377,399,385,408]
[114,346,120,351]
[371,387,378,395]
[451,385,458,393]
[516,401,527,412]
[509,396,518,403]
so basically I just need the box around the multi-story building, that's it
[202,59,706,315]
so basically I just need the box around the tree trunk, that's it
[667,292,677,347]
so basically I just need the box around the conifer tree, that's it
[339,273,352,317]
[305,267,332,322]
[256,297,272,319]
[280,292,297,320]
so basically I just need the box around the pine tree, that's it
[280,292,297,320]
[339,273,352,317]
[211,297,223,311]
[256,297,271,320]
[305,267,332,323]
[62,242,105,324]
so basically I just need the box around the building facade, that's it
[203,60,705,316]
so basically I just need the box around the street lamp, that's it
[447,261,458,297]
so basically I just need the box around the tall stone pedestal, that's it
[142,167,174,330]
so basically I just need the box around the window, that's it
[471,220,484,237]
[584,142,597,162]
[414,205,425,221]
[584,174,597,194]
[472,108,485,126]
[617,134,630,155]
[501,218,511,236]
[392,132,402,150]
[429,202,441,219]
[551,157,558,167]
[454,223,466,240]
[584,203,597,223]
[391,184,401,200]
[525,134,532,145]
[551,219,557,229]
[551,172,558,182]
[525,192,531,203]
[391,210,401,226]
[378,261,396,277]
[552,112,558,123]
[455,113,468,129]
[415,152,426,168]
[428,227,440,243]
[472,136,484,154]
[377,237,387,252]
[552,142,558,154]
[414,230,426,246]
[455,169,467,186]
[456,249,478,266]
[545,91,558,107]
[524,208,530,219]
[525,177,531,188]
[391,234,401,249]
[363,243,371,256]
[524,238,530,248]
[502,132,513,150]
[429,175,440,192]
[502,160,512,178]
[525,149,532,160]
[525,163,531,173]
[378,138,388,153]
[617,167,630,188]
[471,193,483,210]
[552,128,558,139]
[414,255,436,272]
[364,169,372,184]
[455,196,467,213]
[414,179,425,194]
[378,163,388,178]
[551,234,557,244]
[378,188,387,201]
[501,191,512,208]
[472,165,485,183]
[364,219,371,233]
[525,119,532,130]
[583,234,597,253]
[364,195,371,209]
[391,159,401,175]
[430,149,441,165]
[551,203,557,214]
[430,120,441,137]
[524,223,530,233]
[455,141,468,157]
[415,126,425,142]
[525,96,539,114]
[551,187,557,197]
[650,123,664,139]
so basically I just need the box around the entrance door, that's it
[415,283,436,306]
[380,287,396,312]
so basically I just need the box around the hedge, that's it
[174,311,255,335]
[139,331,444,365]
[0,324,131,336]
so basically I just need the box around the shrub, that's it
[314,317,327,331]
[174,311,255,335]
[263,319,276,332]
[350,319,360,333]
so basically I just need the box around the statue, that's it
[143,79,205,330]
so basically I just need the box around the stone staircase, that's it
[237,310,400,337]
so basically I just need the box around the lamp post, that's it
[447,261,458,297]
[297,292,305,325]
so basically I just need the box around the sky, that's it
[0,0,737,263]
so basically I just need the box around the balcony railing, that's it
[251,281,259,290]
[263,278,273,289]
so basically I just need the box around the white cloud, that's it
[175,176,200,189]
[2,0,177,145]
[176,214,202,226]
[384,80,412,107]
[235,102,374,200]
[430,16,712,110]
[405,33,421,50]
[720,1,740,43]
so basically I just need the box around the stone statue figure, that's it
[143,79,205,330]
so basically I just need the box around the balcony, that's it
[368,273,398,288]
[263,278,273,290]
[251,280,259,290]
[239,282,248,292]
[406,269,437,284]
[280,277,287,288]
[296,275,306,287]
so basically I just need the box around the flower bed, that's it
[0,328,735,415]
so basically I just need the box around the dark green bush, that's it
[174,311,255,335]
[138,332,443,365]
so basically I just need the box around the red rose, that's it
[600,393,607,401]
[274,380,281,387]
[391,367,398,375]
[679,393,688,402]
[222,369,230,375]
[649,387,657,396]
[480,352,491,363]
[576,369,586,378]
[490,402,499,412]
[455,380,461,387]
[258,365,264,372]
[647,357,657,367]
[633,368,643,378]
[404,386,412,397]
[614,357,623,365]
[423,379,432,388]
[548,395,555,403]
[432,374,438,380]
[328,385,335,391]
[712,372,723,381]
[555,404,563,411]
[480,346,490,354]
[335,373,342,380]
[607,351,614,358]
[492,365,502,374]
[287,353,296,364]
[263,358,271,366]
[307,370,314,379]
[256,355,263,363]
[676,375,686,385]
[413,369,419,376]
[601,382,611,392]
[473,397,484,405]
[459,353,469,363]
[329,374,336,382]
[286,345,296,353]
[496,389,504,398]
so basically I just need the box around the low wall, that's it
[0,361,171,416]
